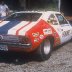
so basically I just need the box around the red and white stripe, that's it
[18,22,37,35]
[8,21,29,35]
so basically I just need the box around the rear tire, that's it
[36,39,52,61]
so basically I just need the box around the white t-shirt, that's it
[0,4,8,17]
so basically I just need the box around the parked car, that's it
[0,11,72,61]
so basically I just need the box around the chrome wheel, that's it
[36,38,52,61]
[44,40,51,55]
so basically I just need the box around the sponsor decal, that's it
[62,30,70,37]
[43,28,52,35]
[34,38,39,42]
[39,35,44,39]
[32,32,39,37]
[56,37,60,43]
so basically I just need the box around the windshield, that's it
[5,13,42,21]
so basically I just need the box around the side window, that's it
[56,14,68,24]
[47,14,58,25]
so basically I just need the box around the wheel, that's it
[36,38,52,61]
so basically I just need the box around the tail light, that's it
[19,36,31,44]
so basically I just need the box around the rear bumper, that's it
[0,42,31,48]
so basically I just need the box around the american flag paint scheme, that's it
[0,11,72,60]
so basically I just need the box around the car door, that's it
[55,13,72,43]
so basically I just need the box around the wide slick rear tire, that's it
[37,38,52,61]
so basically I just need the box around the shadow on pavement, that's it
[0,51,39,65]
[0,40,71,65]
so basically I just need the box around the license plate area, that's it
[0,45,8,51]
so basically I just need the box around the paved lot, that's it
[0,40,72,72]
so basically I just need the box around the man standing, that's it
[0,1,9,18]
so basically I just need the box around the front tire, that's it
[37,39,52,61]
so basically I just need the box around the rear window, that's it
[5,13,42,21]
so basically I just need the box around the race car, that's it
[0,11,72,61]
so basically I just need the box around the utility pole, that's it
[58,0,61,12]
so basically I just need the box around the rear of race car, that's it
[0,35,32,51]
[0,12,43,52]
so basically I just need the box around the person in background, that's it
[0,1,9,19]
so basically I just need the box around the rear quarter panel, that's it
[25,19,61,52]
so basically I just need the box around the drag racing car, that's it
[0,11,72,61]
